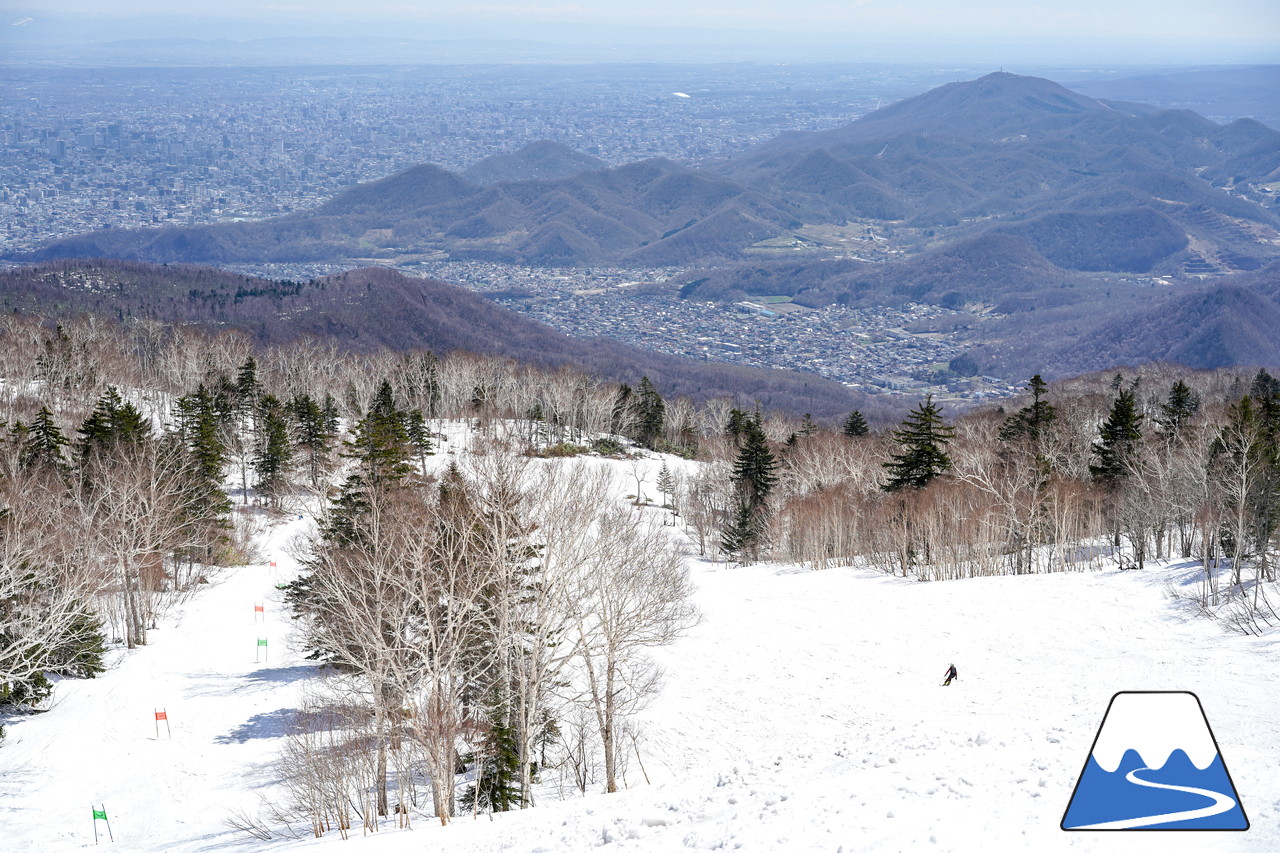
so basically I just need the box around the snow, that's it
[0,511,321,851]
[2,448,1278,852]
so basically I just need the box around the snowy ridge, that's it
[1089,692,1219,772]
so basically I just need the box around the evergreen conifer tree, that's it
[345,380,413,489]
[322,393,340,436]
[46,607,107,680]
[720,499,762,564]
[721,417,778,563]
[1157,379,1201,437]
[1090,386,1143,486]
[19,406,69,471]
[404,409,434,476]
[841,410,870,438]
[1251,368,1280,402]
[998,375,1055,444]
[234,356,260,410]
[78,387,150,458]
[175,384,226,486]
[252,394,293,503]
[656,461,678,523]
[630,377,666,449]
[731,418,778,509]
[462,708,523,813]
[287,392,334,489]
[882,395,955,492]
[725,408,751,446]
[174,384,233,525]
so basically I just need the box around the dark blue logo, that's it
[1061,691,1248,831]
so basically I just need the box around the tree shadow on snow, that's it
[215,707,297,743]
[241,664,317,684]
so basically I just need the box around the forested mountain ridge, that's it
[0,259,879,418]
[966,260,1280,377]
[17,73,1280,277]
[462,140,606,185]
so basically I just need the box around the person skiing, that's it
[942,663,958,686]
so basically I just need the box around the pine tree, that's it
[174,384,232,524]
[287,392,335,489]
[404,408,434,476]
[234,355,260,411]
[1157,379,1200,437]
[841,409,870,438]
[19,406,69,471]
[732,418,778,508]
[253,394,293,503]
[722,418,778,563]
[462,712,523,813]
[176,384,226,486]
[725,408,751,446]
[798,413,818,437]
[1090,386,1143,487]
[998,375,1055,444]
[630,377,665,449]
[345,380,413,489]
[322,393,340,436]
[78,387,150,458]
[1251,368,1280,402]
[1239,374,1280,566]
[45,606,107,680]
[882,395,954,492]
[719,498,762,564]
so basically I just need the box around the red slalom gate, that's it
[154,708,171,738]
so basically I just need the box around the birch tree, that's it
[565,507,698,792]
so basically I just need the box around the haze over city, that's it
[4,0,1279,65]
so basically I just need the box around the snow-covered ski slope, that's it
[0,511,321,851]
[2,452,1277,853]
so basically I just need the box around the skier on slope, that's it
[942,663,958,686]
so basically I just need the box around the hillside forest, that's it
[2,314,1280,834]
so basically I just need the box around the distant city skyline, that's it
[8,0,1280,44]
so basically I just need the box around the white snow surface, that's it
[1090,691,1220,772]
[2,449,1277,853]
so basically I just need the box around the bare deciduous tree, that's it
[563,504,699,793]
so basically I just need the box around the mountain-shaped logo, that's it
[1062,691,1248,830]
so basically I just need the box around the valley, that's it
[12,70,1280,395]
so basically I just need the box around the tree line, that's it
[684,367,1280,636]
[4,310,1278,825]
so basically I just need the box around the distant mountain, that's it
[463,141,605,185]
[15,72,1280,386]
[25,158,790,267]
[674,233,1082,312]
[0,259,876,418]
[964,262,1280,378]
[23,73,1279,276]
[755,72,1110,149]
[722,72,1280,272]
[1065,65,1280,130]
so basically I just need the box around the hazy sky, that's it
[12,0,1280,43]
